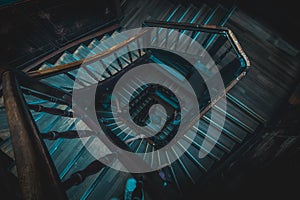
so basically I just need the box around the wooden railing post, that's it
[2,71,67,200]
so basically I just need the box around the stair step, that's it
[36,62,75,90]
[45,118,78,152]
[204,109,248,143]
[73,44,95,59]
[0,129,10,147]
[215,98,260,133]
[85,171,129,200]
[64,138,112,199]
[0,149,14,169]
[178,138,214,173]
[0,137,14,161]
[0,108,9,134]
[184,130,225,161]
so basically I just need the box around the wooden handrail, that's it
[28,29,149,79]
[2,71,67,200]
[143,20,250,69]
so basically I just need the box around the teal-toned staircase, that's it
[1,0,299,199]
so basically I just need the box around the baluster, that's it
[185,30,196,52]
[113,53,123,69]
[41,130,95,140]
[62,153,117,190]
[127,45,133,63]
[98,59,110,78]
[19,75,72,106]
[82,65,99,81]
[219,46,233,61]
[28,104,73,117]
[201,33,214,49]
[190,30,196,40]
[64,72,86,87]
[174,29,181,51]
[22,88,68,105]
[136,39,142,57]
[207,35,227,57]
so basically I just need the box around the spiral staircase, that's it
[1,0,299,199]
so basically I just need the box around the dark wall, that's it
[0,0,121,69]
[237,0,300,48]
[176,0,299,48]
